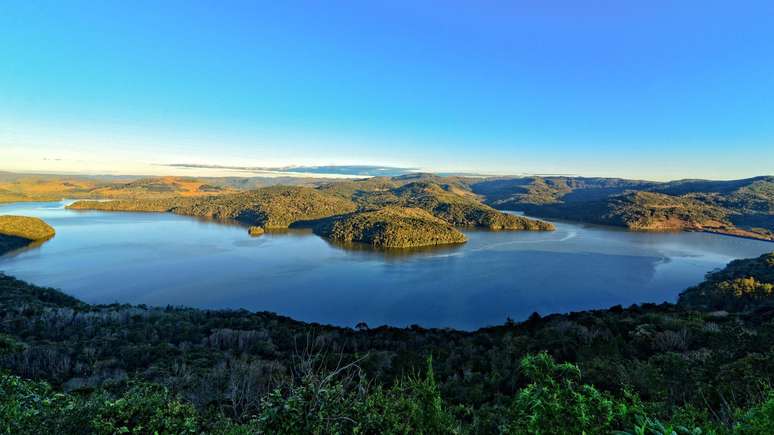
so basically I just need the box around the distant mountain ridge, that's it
[3,170,772,241]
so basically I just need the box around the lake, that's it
[1,200,771,330]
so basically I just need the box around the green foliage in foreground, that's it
[4,354,774,434]
[1,251,774,433]
[0,373,199,434]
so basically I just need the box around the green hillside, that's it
[315,206,467,248]
[68,178,554,248]
[472,175,774,240]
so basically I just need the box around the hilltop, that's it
[350,180,554,230]
[314,206,467,248]
[0,215,55,253]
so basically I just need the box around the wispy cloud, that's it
[161,163,417,177]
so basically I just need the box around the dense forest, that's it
[4,170,772,241]
[68,178,553,248]
[314,207,467,248]
[471,176,774,241]
[1,245,774,433]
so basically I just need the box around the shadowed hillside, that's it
[472,175,774,241]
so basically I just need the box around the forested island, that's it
[1,216,774,432]
[314,207,467,248]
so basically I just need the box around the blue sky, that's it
[1,1,773,180]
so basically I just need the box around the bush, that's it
[91,383,200,434]
[255,356,459,434]
[505,353,641,434]
[736,390,774,434]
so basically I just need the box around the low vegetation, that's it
[0,172,329,204]
[0,173,242,203]
[1,249,774,433]
[315,207,467,248]
[247,226,264,236]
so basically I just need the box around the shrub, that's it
[505,353,641,434]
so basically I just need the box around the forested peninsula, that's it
[5,171,772,242]
[68,177,554,248]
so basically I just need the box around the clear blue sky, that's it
[1,1,773,179]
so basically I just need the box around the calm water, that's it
[1,200,771,330]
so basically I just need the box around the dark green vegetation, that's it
[69,175,553,248]
[0,215,55,254]
[2,249,774,433]
[315,207,467,248]
[69,186,358,229]
[680,252,774,312]
[334,178,554,231]
[472,176,774,241]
